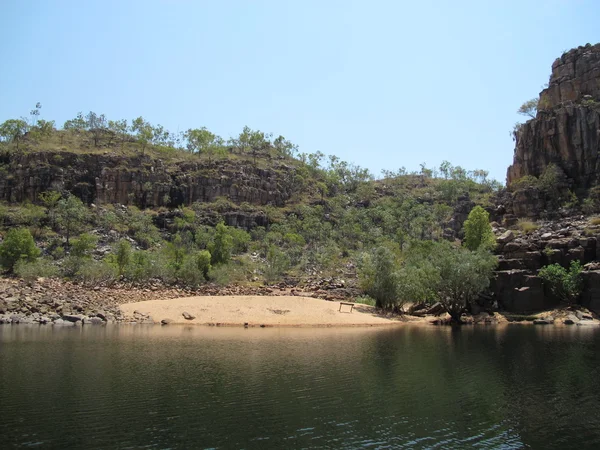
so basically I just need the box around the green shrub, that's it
[75,259,118,285]
[70,232,98,258]
[14,258,59,281]
[264,245,291,283]
[113,239,132,276]
[209,261,248,286]
[463,206,495,251]
[518,220,539,234]
[538,261,583,305]
[354,295,376,306]
[0,228,40,272]
[209,222,233,265]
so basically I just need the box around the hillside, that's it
[4,44,600,323]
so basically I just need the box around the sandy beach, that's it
[120,295,409,327]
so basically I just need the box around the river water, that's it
[1,324,600,449]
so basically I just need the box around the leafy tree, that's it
[70,233,98,258]
[39,190,62,228]
[265,245,291,283]
[358,245,400,309]
[518,98,538,119]
[114,239,132,277]
[0,228,40,272]
[56,195,89,245]
[396,241,497,323]
[0,119,28,148]
[195,250,212,279]
[430,243,497,323]
[209,222,233,265]
[131,116,153,153]
[463,206,495,251]
[166,233,186,271]
[273,135,298,158]
[63,112,87,132]
[539,261,583,305]
[85,112,108,146]
[108,119,129,149]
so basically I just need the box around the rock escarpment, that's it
[0,151,300,209]
[488,217,600,314]
[507,43,600,191]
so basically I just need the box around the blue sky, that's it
[1,0,598,183]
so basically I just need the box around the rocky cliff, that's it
[507,43,600,190]
[0,151,300,209]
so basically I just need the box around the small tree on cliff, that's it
[518,98,538,119]
[56,195,89,245]
[463,206,495,251]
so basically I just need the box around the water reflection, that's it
[1,324,599,449]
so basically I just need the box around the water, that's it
[1,325,600,449]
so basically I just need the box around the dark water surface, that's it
[1,324,600,449]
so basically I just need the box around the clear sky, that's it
[1,1,598,183]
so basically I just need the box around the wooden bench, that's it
[339,302,355,313]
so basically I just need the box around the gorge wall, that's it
[507,43,600,191]
[0,152,299,209]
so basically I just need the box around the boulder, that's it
[563,315,579,325]
[497,230,515,244]
[182,311,196,320]
[161,318,173,325]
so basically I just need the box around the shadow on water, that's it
[1,324,600,449]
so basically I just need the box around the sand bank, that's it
[120,295,410,327]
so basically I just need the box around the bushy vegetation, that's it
[0,228,40,272]
[538,261,583,304]
[463,206,495,251]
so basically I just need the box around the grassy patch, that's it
[517,220,539,234]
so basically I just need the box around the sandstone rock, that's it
[564,315,579,325]
[62,314,85,323]
[161,318,173,325]
[508,44,600,191]
[575,310,593,320]
[426,302,444,316]
[497,230,515,244]
[182,311,196,320]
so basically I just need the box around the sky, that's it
[0,0,599,183]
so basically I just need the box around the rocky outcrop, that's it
[0,151,300,208]
[507,44,600,191]
[490,216,600,313]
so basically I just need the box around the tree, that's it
[56,195,89,245]
[358,245,400,309]
[518,98,538,119]
[0,228,40,272]
[463,206,495,251]
[430,243,497,323]
[63,112,86,132]
[108,119,129,149]
[209,222,233,265]
[186,127,215,154]
[539,261,583,305]
[273,135,298,158]
[70,233,98,258]
[131,116,153,153]
[195,250,212,279]
[114,239,132,276]
[0,119,28,148]
[39,190,62,229]
[85,112,108,147]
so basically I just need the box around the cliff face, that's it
[507,43,600,190]
[0,152,300,209]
